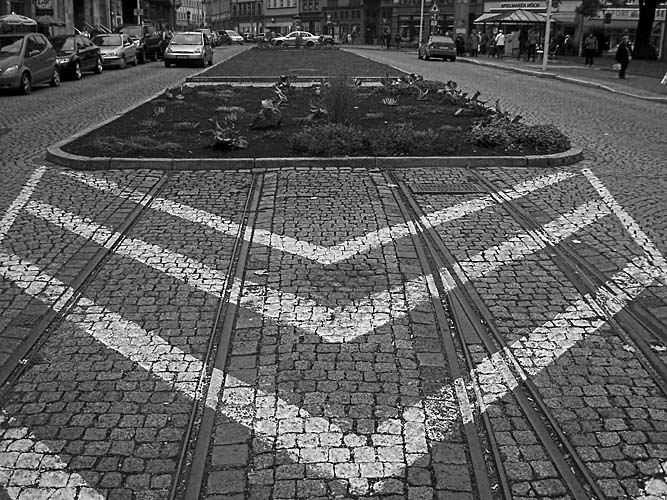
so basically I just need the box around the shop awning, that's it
[474,9,552,24]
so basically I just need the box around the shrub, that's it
[288,123,462,156]
[468,118,571,153]
[321,74,357,125]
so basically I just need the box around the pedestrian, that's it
[526,28,538,62]
[480,31,488,55]
[455,33,465,56]
[518,28,528,61]
[614,36,631,79]
[468,31,479,57]
[562,34,572,55]
[494,29,505,59]
[395,33,401,50]
[583,32,598,66]
[383,29,391,49]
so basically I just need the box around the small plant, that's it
[209,118,248,150]
[249,99,282,129]
[153,105,166,117]
[321,74,357,125]
[138,119,159,129]
[172,122,200,130]
[216,106,246,114]
[382,96,398,106]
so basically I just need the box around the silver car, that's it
[92,34,137,69]
[163,32,213,68]
[0,33,60,95]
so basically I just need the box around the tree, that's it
[633,0,664,59]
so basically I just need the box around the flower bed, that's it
[62,75,571,159]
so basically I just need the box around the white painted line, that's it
[26,199,608,343]
[62,170,575,265]
[0,166,46,244]
[465,254,666,410]
[0,254,426,486]
[582,168,667,283]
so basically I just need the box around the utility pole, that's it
[541,0,554,70]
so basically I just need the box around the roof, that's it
[473,9,553,24]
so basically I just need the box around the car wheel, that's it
[208,56,213,66]
[94,57,103,74]
[199,57,206,68]
[418,51,422,59]
[19,72,31,95]
[424,53,430,60]
[50,67,60,87]
[306,41,314,48]
[450,57,456,62]
[164,60,171,68]
[73,61,82,80]
[132,55,137,66]
[151,51,158,61]
[138,51,145,64]
[120,56,127,69]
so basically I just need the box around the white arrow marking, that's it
[62,170,575,265]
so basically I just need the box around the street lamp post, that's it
[541,0,554,70]
[418,0,425,44]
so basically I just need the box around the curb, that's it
[46,141,584,171]
[458,57,667,103]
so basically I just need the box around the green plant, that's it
[153,105,166,117]
[467,117,571,153]
[321,74,357,125]
[138,119,159,129]
[209,118,248,149]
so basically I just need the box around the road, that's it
[0,45,666,500]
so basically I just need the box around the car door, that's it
[122,35,136,62]
[26,35,48,84]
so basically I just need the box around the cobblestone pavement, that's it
[0,47,666,500]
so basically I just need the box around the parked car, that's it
[0,33,60,95]
[163,31,213,68]
[113,24,162,62]
[318,34,336,46]
[223,30,244,44]
[51,34,102,80]
[271,31,320,48]
[418,35,456,61]
[92,34,137,69]
[217,31,231,45]
[210,30,220,47]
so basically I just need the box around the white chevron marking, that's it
[62,170,575,265]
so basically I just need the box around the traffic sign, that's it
[133,8,143,16]
[431,3,439,13]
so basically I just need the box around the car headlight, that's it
[193,47,202,54]
[2,65,19,75]
[56,57,69,64]
[165,47,172,53]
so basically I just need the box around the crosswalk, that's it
[0,165,665,497]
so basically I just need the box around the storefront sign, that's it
[35,0,53,15]
[498,2,542,9]
[604,8,666,21]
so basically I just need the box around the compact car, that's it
[92,34,137,69]
[0,32,60,95]
[418,35,457,61]
[163,32,213,68]
[223,30,244,44]
[51,34,102,79]
[271,31,320,47]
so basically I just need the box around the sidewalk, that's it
[350,44,667,101]
[457,53,667,101]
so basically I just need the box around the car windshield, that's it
[430,36,454,44]
[171,33,202,45]
[0,35,24,56]
[226,30,240,37]
[93,35,123,46]
[51,36,75,52]
[117,26,142,38]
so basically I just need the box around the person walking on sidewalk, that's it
[495,30,506,59]
[615,36,631,79]
[526,28,538,62]
[455,33,466,56]
[468,31,479,57]
[584,32,598,66]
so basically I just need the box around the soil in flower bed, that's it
[62,82,570,159]
[200,46,407,79]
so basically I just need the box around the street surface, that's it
[0,45,666,500]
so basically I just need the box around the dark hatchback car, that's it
[113,24,162,62]
[51,34,102,80]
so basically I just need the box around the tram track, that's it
[0,172,171,400]
[469,171,667,396]
[385,169,607,500]
[172,172,264,500]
